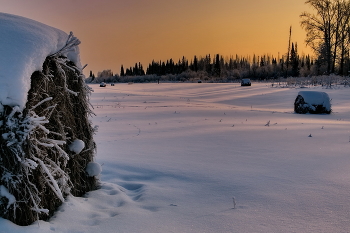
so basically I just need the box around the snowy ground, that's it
[2,82,350,233]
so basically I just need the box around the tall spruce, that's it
[290,43,300,76]
[214,54,221,76]
[120,65,125,76]
[193,55,198,72]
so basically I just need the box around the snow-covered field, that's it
[2,82,350,233]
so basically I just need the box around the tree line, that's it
[88,45,315,83]
[87,0,350,83]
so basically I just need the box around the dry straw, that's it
[0,34,97,225]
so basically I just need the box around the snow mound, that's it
[0,13,81,110]
[86,162,102,177]
[68,139,85,154]
[295,91,331,114]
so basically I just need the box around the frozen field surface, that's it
[3,82,350,233]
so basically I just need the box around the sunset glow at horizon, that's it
[1,0,314,75]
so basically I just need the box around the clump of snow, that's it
[0,13,81,110]
[0,185,16,208]
[68,139,85,154]
[297,91,331,111]
[86,162,102,177]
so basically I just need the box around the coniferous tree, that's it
[306,55,311,70]
[290,43,300,76]
[120,65,125,76]
[161,61,166,75]
[89,71,95,82]
[140,63,145,75]
[193,55,198,72]
[205,54,212,74]
[260,56,265,67]
[214,54,221,76]
[133,63,138,75]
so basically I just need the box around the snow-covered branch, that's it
[32,157,65,202]
[50,31,81,58]
[30,97,53,110]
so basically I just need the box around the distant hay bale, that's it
[294,91,331,114]
[241,78,251,86]
[0,37,97,225]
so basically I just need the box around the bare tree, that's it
[338,1,350,74]
[300,0,350,75]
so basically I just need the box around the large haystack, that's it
[0,13,98,225]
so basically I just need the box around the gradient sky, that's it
[1,0,313,75]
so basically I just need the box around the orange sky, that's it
[1,0,313,75]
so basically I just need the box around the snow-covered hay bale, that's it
[0,13,97,225]
[241,78,251,86]
[294,91,331,114]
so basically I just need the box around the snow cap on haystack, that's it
[0,12,81,110]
